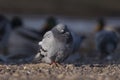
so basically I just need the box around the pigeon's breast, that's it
[40,32,56,57]
[41,34,67,58]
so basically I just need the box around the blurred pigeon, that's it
[95,30,119,59]
[95,18,119,59]
[34,24,86,64]
[6,27,41,62]
[3,16,57,63]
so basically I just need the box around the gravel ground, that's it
[0,50,120,80]
[0,62,120,80]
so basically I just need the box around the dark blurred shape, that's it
[95,18,106,32]
[41,16,57,35]
[0,14,6,22]
[81,35,86,40]
[11,16,23,29]
[97,18,105,28]
[0,14,7,41]
[0,14,12,56]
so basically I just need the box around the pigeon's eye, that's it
[60,29,65,33]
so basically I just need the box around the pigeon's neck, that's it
[95,22,106,32]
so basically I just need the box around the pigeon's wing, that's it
[34,31,55,62]
[39,31,56,57]
[43,31,53,39]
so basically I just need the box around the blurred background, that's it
[1,0,120,17]
[1,0,120,32]
[0,0,120,63]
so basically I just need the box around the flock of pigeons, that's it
[0,14,119,64]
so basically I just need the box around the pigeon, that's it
[95,30,119,59]
[0,14,13,62]
[3,16,57,63]
[7,27,40,62]
[95,18,119,59]
[34,24,86,64]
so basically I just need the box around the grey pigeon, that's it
[95,18,119,59]
[1,16,57,63]
[95,30,119,59]
[34,24,85,64]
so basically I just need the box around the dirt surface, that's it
[0,63,120,80]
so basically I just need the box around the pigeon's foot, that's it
[50,62,62,67]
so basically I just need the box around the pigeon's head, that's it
[95,17,106,32]
[43,16,57,31]
[11,16,23,29]
[52,24,73,43]
[53,24,69,34]
[46,16,57,27]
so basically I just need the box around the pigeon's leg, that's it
[50,62,62,67]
